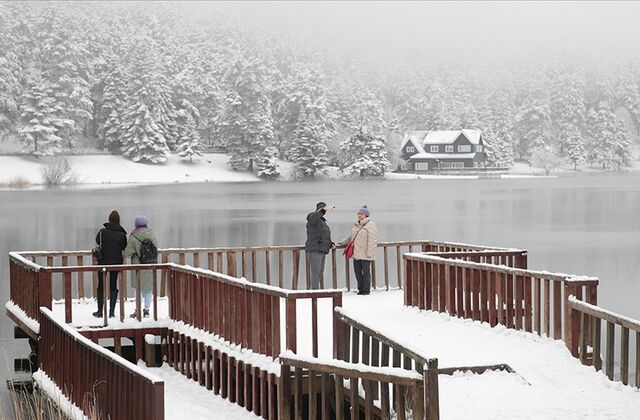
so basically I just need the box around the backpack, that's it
[132,234,158,264]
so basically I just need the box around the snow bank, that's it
[0,153,259,187]
[32,370,88,420]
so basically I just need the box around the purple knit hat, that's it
[134,215,149,229]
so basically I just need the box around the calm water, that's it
[1,175,640,413]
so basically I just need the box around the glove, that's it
[324,205,336,213]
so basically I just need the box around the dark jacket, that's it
[305,210,333,254]
[95,223,127,265]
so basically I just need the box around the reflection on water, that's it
[1,175,639,412]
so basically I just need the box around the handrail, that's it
[568,296,640,332]
[279,351,423,385]
[405,253,599,284]
[335,307,432,367]
[39,307,164,419]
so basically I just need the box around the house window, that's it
[445,145,454,153]
[430,145,439,153]
[415,162,428,171]
[406,146,415,153]
[441,162,451,169]
[476,145,483,152]
[452,162,464,169]
[458,145,472,152]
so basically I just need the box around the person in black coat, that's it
[93,210,127,318]
[305,202,336,289]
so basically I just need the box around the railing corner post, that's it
[426,358,440,420]
[563,283,579,357]
[37,269,53,323]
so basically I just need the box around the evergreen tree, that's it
[586,102,629,169]
[0,52,20,137]
[514,85,551,159]
[289,112,329,178]
[340,130,390,177]
[480,91,514,167]
[96,66,127,150]
[563,123,586,170]
[120,103,170,163]
[175,109,203,163]
[18,76,64,155]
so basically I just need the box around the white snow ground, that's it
[0,153,259,187]
[143,364,261,420]
[34,290,640,419]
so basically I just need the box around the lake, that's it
[1,175,639,415]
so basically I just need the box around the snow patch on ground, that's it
[144,364,261,420]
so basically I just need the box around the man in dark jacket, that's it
[306,202,335,289]
[93,210,127,318]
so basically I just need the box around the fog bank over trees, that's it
[1,1,639,176]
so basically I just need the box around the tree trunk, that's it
[34,133,38,153]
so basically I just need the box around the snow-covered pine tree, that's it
[289,112,329,178]
[175,108,203,163]
[586,102,619,169]
[18,76,63,155]
[514,85,551,159]
[481,91,515,167]
[0,51,20,137]
[340,129,390,178]
[96,66,127,151]
[41,25,93,149]
[563,123,586,170]
[120,103,170,163]
[550,69,586,156]
[613,117,632,170]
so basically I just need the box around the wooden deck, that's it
[5,240,640,419]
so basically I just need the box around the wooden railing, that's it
[334,307,439,420]
[279,351,425,420]
[169,265,343,358]
[568,297,640,387]
[17,240,516,295]
[427,249,528,269]
[8,252,50,326]
[403,253,599,342]
[39,308,164,419]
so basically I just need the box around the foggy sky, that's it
[182,1,640,64]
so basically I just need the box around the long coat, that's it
[95,222,127,265]
[123,227,159,291]
[340,217,379,261]
[305,209,333,254]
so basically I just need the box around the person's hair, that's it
[108,210,120,225]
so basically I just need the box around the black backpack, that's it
[132,234,158,264]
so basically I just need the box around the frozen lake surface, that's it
[2,175,640,413]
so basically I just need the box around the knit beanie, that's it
[134,215,149,229]
[358,205,370,217]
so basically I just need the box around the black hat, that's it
[316,201,327,211]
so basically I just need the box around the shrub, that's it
[40,157,77,186]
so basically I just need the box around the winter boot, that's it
[92,294,104,318]
[143,309,150,318]
[108,290,118,318]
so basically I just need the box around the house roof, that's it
[423,129,482,145]
[401,129,482,150]
[400,131,428,153]
[409,152,477,160]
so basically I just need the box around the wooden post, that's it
[426,359,440,420]
[621,327,629,385]
[605,321,615,380]
[564,283,579,357]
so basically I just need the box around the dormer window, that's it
[458,145,471,153]
[406,146,415,153]
[445,145,454,153]
[430,145,439,153]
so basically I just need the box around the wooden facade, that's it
[400,130,488,171]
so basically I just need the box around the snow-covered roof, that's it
[400,129,482,150]
[409,152,477,160]
[424,130,482,145]
[400,131,428,153]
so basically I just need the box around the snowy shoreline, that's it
[1,153,635,191]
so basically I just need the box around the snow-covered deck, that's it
[144,364,260,420]
[40,290,640,419]
[342,291,640,420]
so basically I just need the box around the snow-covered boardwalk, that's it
[144,364,261,420]
[41,291,640,420]
[341,291,640,420]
